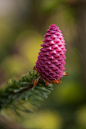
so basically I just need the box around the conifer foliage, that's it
[0,71,53,114]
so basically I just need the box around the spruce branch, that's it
[0,71,53,114]
[0,24,68,115]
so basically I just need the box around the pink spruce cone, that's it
[36,24,67,82]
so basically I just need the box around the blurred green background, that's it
[0,0,86,129]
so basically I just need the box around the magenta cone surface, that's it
[36,24,67,81]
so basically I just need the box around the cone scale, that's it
[33,24,68,86]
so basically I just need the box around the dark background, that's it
[0,0,86,129]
